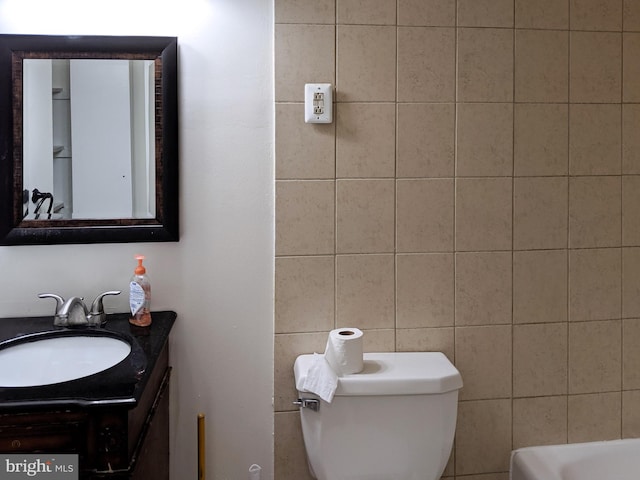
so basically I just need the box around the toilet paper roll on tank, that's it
[300,328,363,403]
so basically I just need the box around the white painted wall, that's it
[0,1,275,478]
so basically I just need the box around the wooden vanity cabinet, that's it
[0,342,171,480]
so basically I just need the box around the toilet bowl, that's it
[294,351,463,480]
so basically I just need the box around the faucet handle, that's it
[89,290,121,313]
[88,290,121,326]
[38,293,66,326]
[38,293,65,312]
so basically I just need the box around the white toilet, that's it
[294,352,463,480]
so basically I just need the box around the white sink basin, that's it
[0,334,132,387]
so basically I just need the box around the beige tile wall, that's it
[274,0,640,478]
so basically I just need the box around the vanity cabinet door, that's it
[130,367,170,480]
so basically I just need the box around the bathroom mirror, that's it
[0,34,178,245]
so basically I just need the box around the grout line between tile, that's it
[566,0,571,442]
[510,2,516,456]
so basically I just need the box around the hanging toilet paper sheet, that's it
[301,328,364,403]
[302,353,338,403]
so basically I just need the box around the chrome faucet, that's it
[39,291,121,327]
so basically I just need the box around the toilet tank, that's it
[294,352,463,480]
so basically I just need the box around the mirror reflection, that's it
[23,58,156,220]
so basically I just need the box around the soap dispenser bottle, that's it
[129,254,152,327]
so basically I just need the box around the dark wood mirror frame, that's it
[0,34,178,245]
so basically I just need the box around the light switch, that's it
[304,83,332,124]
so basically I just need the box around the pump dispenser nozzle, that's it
[134,255,146,275]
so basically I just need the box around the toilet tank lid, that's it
[294,352,463,396]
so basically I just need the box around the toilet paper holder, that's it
[293,397,320,412]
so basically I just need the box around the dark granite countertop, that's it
[0,311,176,411]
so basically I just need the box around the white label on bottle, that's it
[130,281,145,315]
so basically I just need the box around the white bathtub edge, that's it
[510,439,640,480]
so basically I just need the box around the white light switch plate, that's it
[304,83,332,124]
